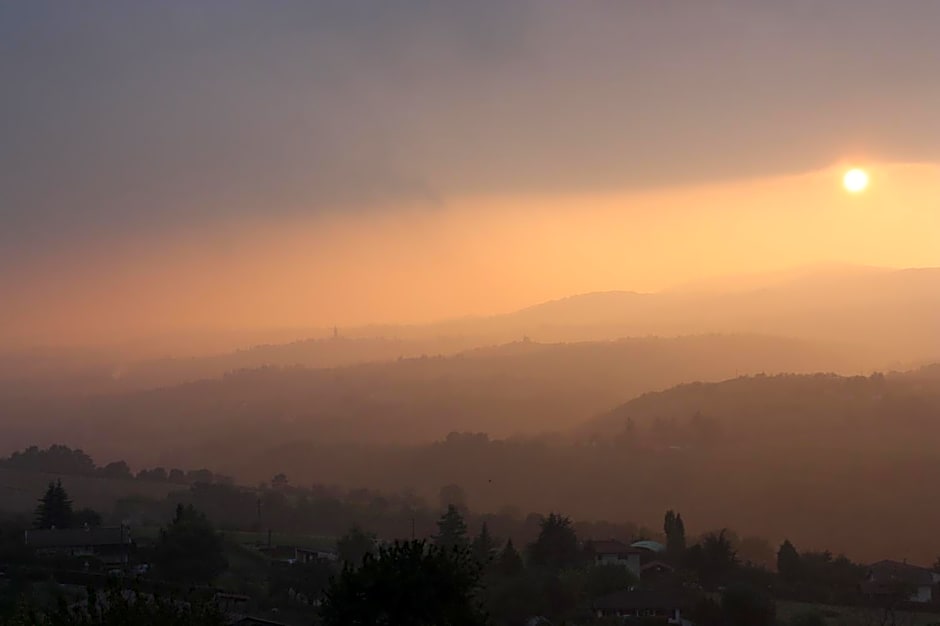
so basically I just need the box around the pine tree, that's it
[153,504,227,584]
[777,539,803,583]
[495,539,524,577]
[34,480,73,529]
[435,504,469,549]
[434,504,470,548]
[471,522,497,565]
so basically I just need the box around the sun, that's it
[843,168,869,193]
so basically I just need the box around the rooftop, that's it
[869,560,938,587]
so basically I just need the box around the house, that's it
[24,526,132,565]
[294,547,338,564]
[215,593,250,614]
[591,589,692,625]
[585,540,643,579]
[864,560,940,603]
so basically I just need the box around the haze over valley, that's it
[3,3,940,624]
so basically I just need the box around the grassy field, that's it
[0,468,179,515]
[779,600,940,626]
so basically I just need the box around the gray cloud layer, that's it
[2,1,939,254]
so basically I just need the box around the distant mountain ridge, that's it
[1,265,937,393]
[119,265,940,387]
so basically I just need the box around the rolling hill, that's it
[0,334,875,468]
[2,266,936,393]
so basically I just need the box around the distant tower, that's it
[333,326,339,339]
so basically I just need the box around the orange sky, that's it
[2,161,938,351]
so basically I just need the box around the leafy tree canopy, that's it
[152,504,227,585]
[337,525,378,566]
[320,540,488,626]
[527,513,581,571]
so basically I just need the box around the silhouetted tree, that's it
[471,523,498,566]
[98,461,132,480]
[690,596,723,626]
[721,583,776,626]
[495,539,524,577]
[528,513,581,570]
[777,539,803,583]
[153,504,227,584]
[136,467,167,482]
[4,445,95,476]
[320,540,487,626]
[585,563,637,598]
[436,505,469,550]
[185,469,212,484]
[686,529,738,588]
[664,510,686,554]
[271,473,289,489]
[34,481,73,529]
[336,525,377,566]
[73,508,102,528]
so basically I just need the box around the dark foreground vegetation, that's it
[3,468,940,625]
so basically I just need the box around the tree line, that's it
[0,445,230,486]
[7,480,921,626]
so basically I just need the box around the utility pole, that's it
[257,498,262,543]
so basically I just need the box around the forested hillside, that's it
[0,334,869,465]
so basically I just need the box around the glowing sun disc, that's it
[843,168,869,193]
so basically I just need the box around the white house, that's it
[584,539,643,580]
[865,560,940,603]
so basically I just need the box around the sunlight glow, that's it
[843,168,869,193]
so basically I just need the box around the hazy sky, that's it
[2,1,939,347]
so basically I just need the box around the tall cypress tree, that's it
[664,509,686,554]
